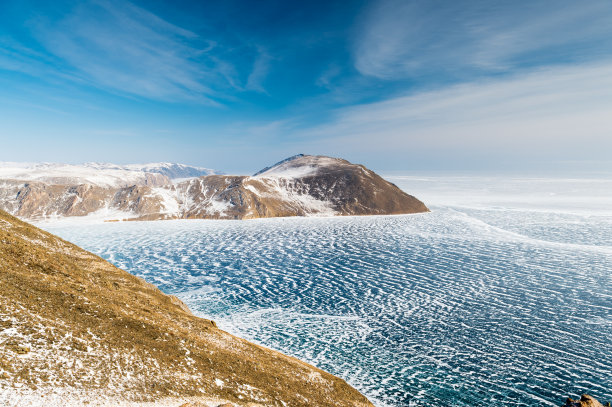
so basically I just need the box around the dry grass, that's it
[0,210,373,406]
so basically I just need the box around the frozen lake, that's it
[43,175,612,406]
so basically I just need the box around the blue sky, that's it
[1,0,611,173]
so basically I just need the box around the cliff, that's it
[0,209,373,406]
[0,155,428,221]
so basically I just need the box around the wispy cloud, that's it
[354,0,612,79]
[286,62,612,167]
[0,37,77,83]
[0,0,281,104]
[246,47,272,93]
[25,0,231,103]
[315,64,342,89]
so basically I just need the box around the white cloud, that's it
[246,48,272,93]
[354,0,612,79]
[290,62,612,165]
[28,0,236,103]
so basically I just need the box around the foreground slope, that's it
[0,209,373,406]
[0,155,428,221]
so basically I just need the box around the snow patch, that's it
[33,208,136,226]
[150,188,180,214]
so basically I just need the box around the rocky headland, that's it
[0,155,428,221]
[563,395,610,407]
[0,208,373,406]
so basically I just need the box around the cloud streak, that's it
[2,0,272,104]
[246,48,272,93]
[285,62,612,168]
[28,0,227,103]
[354,0,612,80]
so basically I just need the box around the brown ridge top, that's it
[0,209,374,406]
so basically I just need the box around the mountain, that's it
[252,153,308,176]
[0,162,216,188]
[0,155,429,221]
[86,162,217,180]
[0,208,373,406]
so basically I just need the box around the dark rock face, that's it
[563,395,608,407]
[0,155,429,221]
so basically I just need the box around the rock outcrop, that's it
[0,209,373,406]
[0,155,428,221]
[563,395,609,407]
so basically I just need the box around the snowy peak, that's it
[253,154,351,178]
[253,154,305,176]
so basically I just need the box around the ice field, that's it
[43,176,612,406]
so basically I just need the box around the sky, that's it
[0,0,611,174]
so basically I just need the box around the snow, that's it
[0,163,147,188]
[253,155,342,179]
[252,154,305,176]
[95,162,217,179]
[0,390,235,407]
[259,166,318,179]
[149,188,180,214]
[33,208,136,226]
[0,162,217,188]
[257,178,337,216]
[205,198,232,216]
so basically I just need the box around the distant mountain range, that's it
[0,161,216,188]
[0,155,428,221]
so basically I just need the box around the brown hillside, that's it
[0,209,373,406]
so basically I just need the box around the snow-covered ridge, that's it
[253,154,347,178]
[253,154,305,176]
[84,162,217,179]
[0,162,216,188]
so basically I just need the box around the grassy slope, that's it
[0,210,373,406]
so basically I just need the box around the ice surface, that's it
[385,174,612,215]
[42,176,612,407]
